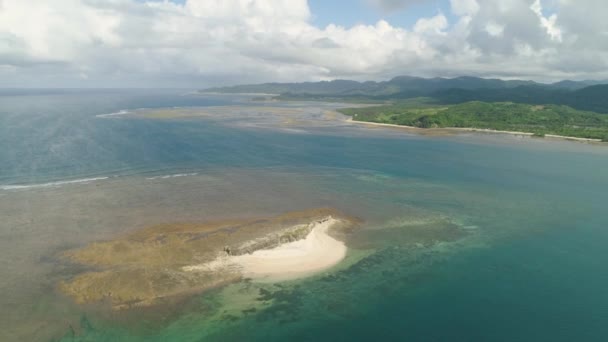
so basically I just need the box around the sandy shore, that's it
[348,118,603,143]
[184,217,347,282]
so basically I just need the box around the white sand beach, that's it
[184,217,347,282]
[347,118,603,142]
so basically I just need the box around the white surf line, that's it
[1,176,109,191]
[96,110,131,118]
[145,173,199,180]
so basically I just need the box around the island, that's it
[59,208,358,310]
[205,76,608,142]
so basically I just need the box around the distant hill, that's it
[204,76,543,97]
[204,79,367,95]
[569,85,608,113]
[204,76,608,113]
[550,80,608,90]
[432,86,567,105]
[434,84,608,113]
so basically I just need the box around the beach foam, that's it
[145,172,198,180]
[96,109,130,118]
[0,177,109,191]
[184,217,347,282]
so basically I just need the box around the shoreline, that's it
[184,217,347,282]
[347,118,604,143]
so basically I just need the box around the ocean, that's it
[1,89,607,341]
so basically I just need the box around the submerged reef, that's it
[58,208,357,310]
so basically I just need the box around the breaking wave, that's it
[1,177,110,191]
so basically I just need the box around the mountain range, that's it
[205,76,608,113]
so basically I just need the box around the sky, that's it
[0,0,605,88]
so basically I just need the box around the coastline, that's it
[347,118,604,143]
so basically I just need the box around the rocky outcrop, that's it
[229,218,333,256]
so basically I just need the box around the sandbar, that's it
[58,209,356,309]
[184,217,347,282]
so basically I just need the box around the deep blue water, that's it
[1,89,608,341]
[314,224,608,342]
[0,89,236,184]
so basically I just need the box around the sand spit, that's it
[59,208,357,310]
[184,217,347,282]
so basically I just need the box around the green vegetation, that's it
[207,76,608,142]
[340,101,608,140]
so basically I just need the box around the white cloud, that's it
[531,0,562,41]
[0,0,606,87]
[414,14,448,35]
[450,0,480,16]
[484,21,504,37]
[367,0,430,12]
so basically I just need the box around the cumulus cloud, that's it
[414,14,448,34]
[531,0,562,41]
[0,0,605,87]
[367,0,430,12]
[450,0,480,16]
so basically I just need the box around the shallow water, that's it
[1,90,608,341]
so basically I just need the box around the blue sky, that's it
[308,0,452,28]
[140,0,453,28]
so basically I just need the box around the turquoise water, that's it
[1,90,607,341]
